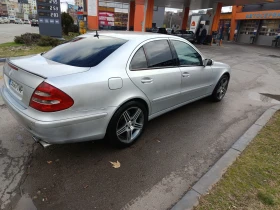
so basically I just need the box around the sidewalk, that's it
[196,110,280,209]
[172,106,280,210]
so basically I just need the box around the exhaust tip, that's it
[32,136,51,148]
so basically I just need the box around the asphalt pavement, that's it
[0,24,39,44]
[0,43,280,210]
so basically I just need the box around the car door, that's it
[170,39,213,102]
[127,39,182,114]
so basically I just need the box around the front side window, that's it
[43,36,127,67]
[143,40,176,68]
[130,47,148,70]
[171,40,202,66]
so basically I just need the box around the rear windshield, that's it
[43,36,127,67]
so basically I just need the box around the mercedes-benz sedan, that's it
[1,32,230,147]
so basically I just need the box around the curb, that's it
[172,105,280,210]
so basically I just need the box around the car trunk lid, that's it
[9,54,90,78]
[3,55,89,109]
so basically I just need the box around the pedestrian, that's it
[274,33,280,47]
[200,25,207,45]
[195,26,201,44]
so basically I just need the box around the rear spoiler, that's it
[7,58,47,79]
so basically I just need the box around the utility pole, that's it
[169,13,173,28]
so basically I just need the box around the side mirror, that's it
[203,59,213,66]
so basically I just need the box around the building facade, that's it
[187,2,280,46]
[75,0,83,8]
[0,0,8,16]
[218,3,280,46]
[234,3,280,46]
[28,0,37,16]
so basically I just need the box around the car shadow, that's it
[36,97,215,156]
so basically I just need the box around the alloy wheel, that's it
[116,107,144,144]
[216,77,229,100]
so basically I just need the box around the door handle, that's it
[141,78,153,84]
[182,72,190,78]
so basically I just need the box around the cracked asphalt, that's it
[0,43,280,210]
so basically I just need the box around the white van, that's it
[9,16,16,23]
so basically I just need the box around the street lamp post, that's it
[170,13,173,28]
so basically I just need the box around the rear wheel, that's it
[211,75,229,102]
[107,101,148,147]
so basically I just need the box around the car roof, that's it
[84,31,174,42]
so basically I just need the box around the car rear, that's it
[186,31,195,42]
[0,35,128,145]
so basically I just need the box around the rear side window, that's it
[171,40,202,66]
[130,47,147,70]
[43,36,127,67]
[143,40,176,68]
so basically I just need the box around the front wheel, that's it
[107,101,148,148]
[211,75,229,102]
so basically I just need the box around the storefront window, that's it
[99,0,129,30]
[259,20,280,36]
[239,20,259,35]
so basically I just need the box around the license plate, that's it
[10,79,23,95]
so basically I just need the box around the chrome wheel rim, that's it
[217,77,228,100]
[116,107,144,144]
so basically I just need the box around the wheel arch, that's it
[223,72,230,80]
[105,97,151,135]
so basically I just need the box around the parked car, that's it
[173,30,195,42]
[2,17,10,23]
[152,27,168,34]
[0,17,4,24]
[9,16,15,23]
[1,32,230,148]
[15,18,24,24]
[31,19,39,26]
[166,28,172,34]
[24,19,30,24]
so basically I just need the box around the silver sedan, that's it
[1,32,231,148]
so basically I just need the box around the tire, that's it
[211,75,229,102]
[107,101,148,148]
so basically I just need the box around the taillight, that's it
[8,62,18,71]
[30,82,74,112]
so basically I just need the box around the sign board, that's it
[190,16,201,34]
[36,0,62,38]
[68,4,78,23]
[236,10,280,20]
[88,0,97,16]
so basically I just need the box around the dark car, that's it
[173,30,195,42]
[152,27,168,34]
[31,19,39,27]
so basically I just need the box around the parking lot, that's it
[0,43,280,210]
[0,24,39,44]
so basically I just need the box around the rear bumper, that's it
[1,86,112,144]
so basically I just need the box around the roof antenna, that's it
[94,30,99,39]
